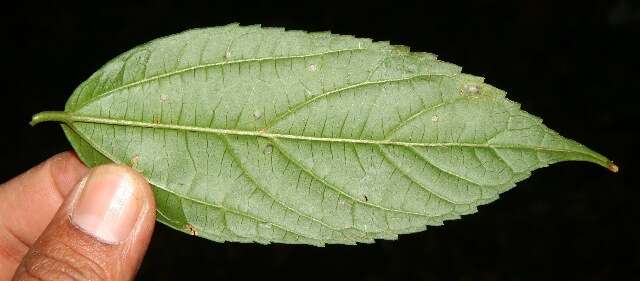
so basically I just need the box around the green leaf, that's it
[31,24,617,246]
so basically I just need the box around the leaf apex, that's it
[608,162,619,173]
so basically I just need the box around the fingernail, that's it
[71,165,144,244]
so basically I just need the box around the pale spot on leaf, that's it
[253,110,262,119]
[130,155,140,167]
[263,144,273,154]
[260,223,272,229]
[463,84,481,95]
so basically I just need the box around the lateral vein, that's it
[76,47,367,110]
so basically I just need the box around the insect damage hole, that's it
[307,64,317,72]
[431,115,439,122]
[160,94,168,102]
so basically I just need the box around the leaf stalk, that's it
[30,111,71,126]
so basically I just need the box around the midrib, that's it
[39,112,598,155]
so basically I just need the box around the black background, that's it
[2,1,638,280]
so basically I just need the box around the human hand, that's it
[0,151,156,280]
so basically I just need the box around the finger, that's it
[0,151,87,278]
[12,164,156,281]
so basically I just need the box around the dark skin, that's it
[0,151,156,280]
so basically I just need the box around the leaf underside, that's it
[32,24,615,246]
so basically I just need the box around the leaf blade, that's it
[31,24,616,245]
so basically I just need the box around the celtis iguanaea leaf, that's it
[31,24,617,246]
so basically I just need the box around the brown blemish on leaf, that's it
[153,116,161,124]
[160,95,168,102]
[608,162,619,173]
[185,224,198,236]
[363,195,368,202]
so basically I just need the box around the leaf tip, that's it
[607,162,619,173]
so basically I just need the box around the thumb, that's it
[12,164,156,281]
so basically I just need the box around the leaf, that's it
[31,24,617,246]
